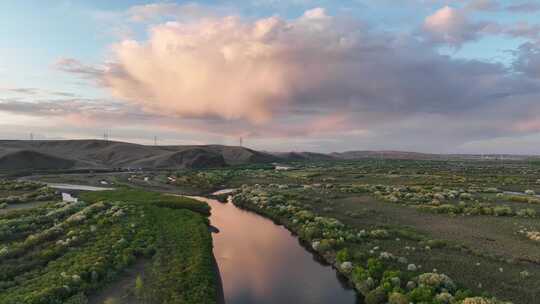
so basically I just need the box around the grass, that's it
[80,189,211,216]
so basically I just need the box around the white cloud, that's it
[422,6,492,47]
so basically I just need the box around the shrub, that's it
[65,293,88,304]
[336,248,350,264]
[425,239,447,249]
[381,270,402,291]
[370,229,390,239]
[516,208,536,218]
[435,292,454,304]
[417,273,456,291]
[155,196,211,216]
[352,266,369,283]
[367,258,384,280]
[317,239,335,253]
[408,286,434,302]
[493,206,513,216]
[135,275,144,299]
[300,226,322,240]
[436,204,458,214]
[462,297,497,304]
[388,292,409,304]
[460,193,473,200]
[365,288,387,304]
[103,298,120,304]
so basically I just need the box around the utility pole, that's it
[154,136,157,146]
[30,133,34,141]
[103,129,111,141]
[239,136,243,147]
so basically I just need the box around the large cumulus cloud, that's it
[83,8,528,123]
[51,6,540,153]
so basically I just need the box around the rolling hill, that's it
[0,140,536,171]
[0,140,278,171]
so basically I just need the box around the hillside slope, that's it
[0,140,278,170]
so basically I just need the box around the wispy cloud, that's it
[506,2,540,13]
[0,87,78,98]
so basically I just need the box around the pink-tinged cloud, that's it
[99,8,380,123]
[422,6,490,47]
[514,119,540,132]
[49,7,540,153]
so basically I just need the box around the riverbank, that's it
[232,185,516,304]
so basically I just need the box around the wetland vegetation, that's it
[1,157,539,303]
[0,183,218,304]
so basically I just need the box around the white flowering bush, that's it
[461,297,497,304]
[340,261,353,274]
[435,291,454,303]
[417,272,456,292]
[369,229,389,239]
[526,231,540,242]
[407,264,418,271]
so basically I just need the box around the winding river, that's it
[35,182,358,303]
[197,196,359,304]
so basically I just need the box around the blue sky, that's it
[1,1,540,153]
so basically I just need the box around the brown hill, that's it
[0,140,278,171]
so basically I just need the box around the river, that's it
[196,196,359,304]
[45,183,114,191]
[33,181,359,303]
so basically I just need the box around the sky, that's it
[1,0,540,154]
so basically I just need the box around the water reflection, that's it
[198,197,359,304]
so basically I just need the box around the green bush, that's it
[367,258,384,280]
[365,288,387,304]
[352,266,369,283]
[408,286,434,302]
[336,248,350,264]
[493,206,513,216]
[155,196,211,216]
